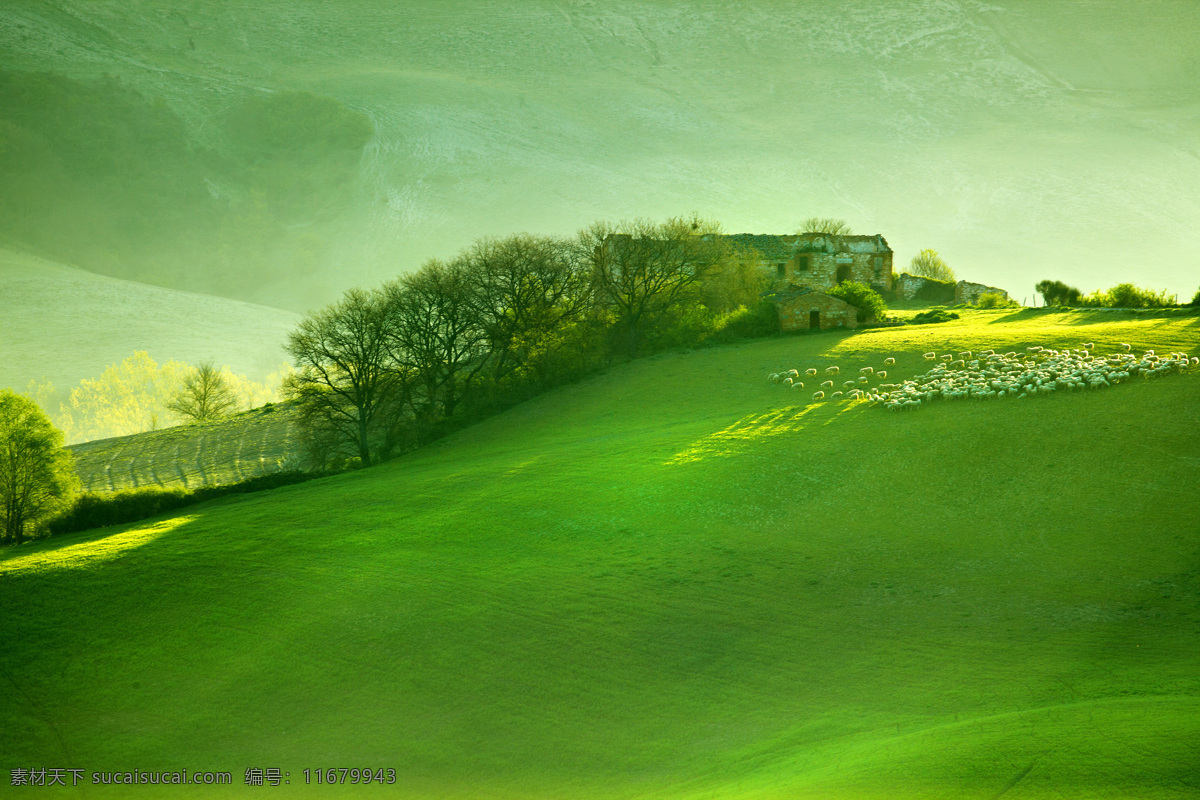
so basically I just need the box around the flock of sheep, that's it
[768,343,1197,411]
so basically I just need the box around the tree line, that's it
[284,216,772,468]
[1035,279,1193,309]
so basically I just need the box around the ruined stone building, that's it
[722,232,894,331]
[725,233,894,294]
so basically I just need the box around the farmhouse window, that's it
[776,263,786,278]
[796,256,809,272]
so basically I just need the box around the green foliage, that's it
[710,302,779,341]
[1079,283,1177,308]
[46,471,313,536]
[579,215,739,357]
[1191,287,1200,307]
[50,352,279,444]
[0,390,77,544]
[1035,279,1083,306]
[973,292,1018,309]
[285,288,404,467]
[166,362,240,423]
[796,217,852,235]
[826,280,888,323]
[908,249,956,282]
[910,307,960,325]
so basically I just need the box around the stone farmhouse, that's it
[722,232,894,331]
[725,232,894,294]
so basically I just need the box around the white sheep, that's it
[813,391,825,400]
[940,354,953,362]
[884,357,896,365]
[860,366,874,375]
[831,391,844,399]
[1120,343,1131,351]
[858,376,869,384]
[821,380,834,388]
[784,377,794,387]
[844,380,857,389]
[787,369,800,378]
[825,365,840,375]
[924,352,936,360]
[792,381,805,390]
[806,368,818,376]
[1082,342,1095,350]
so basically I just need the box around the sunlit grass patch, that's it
[0,516,194,576]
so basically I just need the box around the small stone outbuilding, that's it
[768,285,861,332]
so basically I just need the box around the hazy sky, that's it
[3,0,1199,307]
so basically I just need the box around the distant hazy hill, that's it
[1,1,1198,307]
[0,248,298,393]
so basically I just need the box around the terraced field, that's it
[68,404,300,492]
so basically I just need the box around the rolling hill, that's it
[0,247,298,394]
[2,309,1198,798]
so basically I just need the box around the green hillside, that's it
[2,310,1199,798]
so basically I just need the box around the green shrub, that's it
[908,249,955,282]
[1079,283,1176,308]
[910,308,960,325]
[46,471,315,536]
[826,281,888,323]
[1035,280,1082,306]
[1191,287,1200,307]
[711,302,779,341]
[974,292,1018,309]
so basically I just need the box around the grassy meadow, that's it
[2,309,1199,798]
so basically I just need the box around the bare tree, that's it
[908,249,956,282]
[382,258,489,420]
[0,390,76,545]
[464,234,592,382]
[796,217,853,235]
[284,288,404,467]
[166,361,240,422]
[579,215,731,356]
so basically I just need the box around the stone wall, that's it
[955,281,1010,304]
[893,274,956,303]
